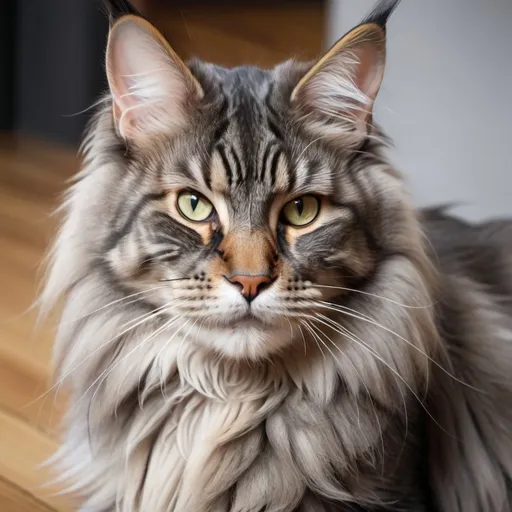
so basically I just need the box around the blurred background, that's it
[0,0,510,510]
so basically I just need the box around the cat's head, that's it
[47,0,432,362]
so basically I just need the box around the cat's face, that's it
[95,13,404,359]
[106,65,380,358]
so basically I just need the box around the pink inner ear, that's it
[353,42,384,104]
[106,17,205,141]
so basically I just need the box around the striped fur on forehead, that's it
[156,62,371,202]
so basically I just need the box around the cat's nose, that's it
[226,274,273,303]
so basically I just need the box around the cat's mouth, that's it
[228,312,264,328]
[209,311,268,330]
[235,313,265,326]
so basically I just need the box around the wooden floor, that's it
[0,3,324,510]
[0,135,76,511]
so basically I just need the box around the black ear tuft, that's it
[102,0,143,22]
[362,0,402,28]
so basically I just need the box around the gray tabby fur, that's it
[41,1,512,511]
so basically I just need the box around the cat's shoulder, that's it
[420,206,512,291]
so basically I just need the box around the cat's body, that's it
[42,1,512,511]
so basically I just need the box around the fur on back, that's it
[42,2,512,511]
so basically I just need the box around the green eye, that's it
[177,191,214,222]
[282,195,320,227]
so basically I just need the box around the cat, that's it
[41,0,512,510]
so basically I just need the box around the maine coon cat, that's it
[42,0,512,510]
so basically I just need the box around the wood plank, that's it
[0,134,74,511]
[0,475,56,512]
[0,408,73,511]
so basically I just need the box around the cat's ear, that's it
[106,15,203,143]
[291,0,400,142]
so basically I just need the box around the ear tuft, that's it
[290,0,403,144]
[102,0,143,22]
[106,15,203,143]
[362,0,401,28]
[291,23,386,144]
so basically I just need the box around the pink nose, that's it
[226,275,273,302]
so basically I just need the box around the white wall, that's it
[327,0,512,221]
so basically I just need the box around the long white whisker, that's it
[157,319,193,401]
[26,303,174,409]
[177,319,200,368]
[318,297,429,408]
[317,300,483,393]
[135,316,184,411]
[312,310,455,438]
[311,284,435,309]
[300,320,325,359]
[306,317,384,468]
[318,301,427,407]
[286,318,294,340]
[297,322,307,356]
[85,315,180,415]
[314,312,409,469]
[58,285,169,327]
[303,319,337,362]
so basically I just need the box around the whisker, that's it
[195,317,208,344]
[317,297,430,406]
[314,311,409,467]
[312,311,456,439]
[58,285,169,327]
[285,318,294,340]
[296,322,307,356]
[300,320,325,359]
[340,299,435,409]
[177,319,200,368]
[159,277,192,283]
[25,302,174,409]
[157,319,192,402]
[135,316,185,411]
[304,319,337,361]
[311,283,436,309]
[79,308,179,417]
[86,315,181,416]
[316,300,484,393]
[306,318,382,467]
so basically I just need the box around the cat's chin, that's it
[188,315,293,360]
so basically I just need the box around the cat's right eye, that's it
[281,195,320,227]
[177,191,214,222]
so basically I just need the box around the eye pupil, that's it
[177,191,214,222]
[281,195,319,228]
[295,198,304,216]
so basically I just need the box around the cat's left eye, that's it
[281,195,320,227]
[177,191,214,222]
